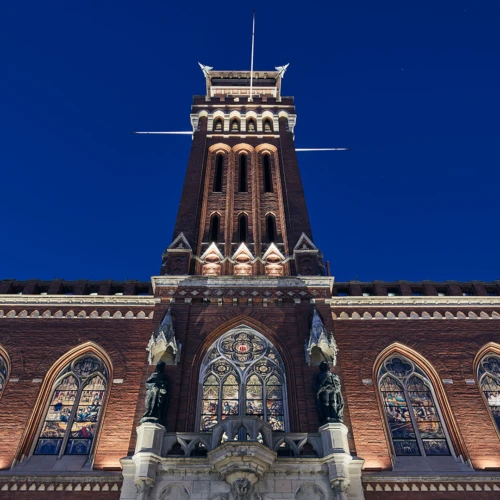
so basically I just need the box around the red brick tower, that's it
[160,65,324,278]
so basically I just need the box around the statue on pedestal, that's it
[314,361,344,424]
[141,361,170,426]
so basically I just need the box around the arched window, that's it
[214,118,223,132]
[213,154,223,192]
[239,154,247,192]
[266,214,276,243]
[199,327,287,432]
[231,119,240,132]
[478,353,500,432]
[34,354,108,456]
[210,214,220,243]
[247,118,256,132]
[378,355,452,457]
[263,119,273,133]
[263,154,273,193]
[0,351,8,399]
[238,214,248,243]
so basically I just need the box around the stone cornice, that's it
[0,294,157,307]
[152,276,333,292]
[327,296,500,308]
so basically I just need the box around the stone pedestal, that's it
[120,422,166,500]
[320,423,365,500]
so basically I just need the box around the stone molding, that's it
[363,477,500,492]
[0,308,154,320]
[0,475,121,493]
[332,310,500,320]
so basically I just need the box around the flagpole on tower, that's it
[249,10,256,102]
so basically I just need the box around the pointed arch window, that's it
[247,118,256,132]
[0,351,8,399]
[231,119,240,132]
[263,119,273,133]
[214,118,223,132]
[34,354,108,456]
[238,214,248,243]
[266,214,277,243]
[213,154,223,192]
[378,355,452,457]
[263,154,273,193]
[210,214,220,243]
[199,328,287,432]
[478,354,500,433]
[239,154,248,192]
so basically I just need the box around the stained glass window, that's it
[378,355,452,457]
[34,354,108,456]
[478,354,500,432]
[199,328,287,432]
[0,352,8,398]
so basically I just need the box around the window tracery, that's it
[378,355,452,457]
[478,353,500,432]
[199,328,287,432]
[34,354,108,456]
[0,352,8,399]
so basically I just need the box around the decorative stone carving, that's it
[314,362,344,424]
[141,361,170,427]
[201,242,224,276]
[305,309,338,366]
[262,244,285,277]
[293,233,321,276]
[208,441,276,485]
[147,308,181,365]
[162,233,193,275]
[232,243,254,276]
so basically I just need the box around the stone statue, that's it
[141,361,170,426]
[314,361,344,424]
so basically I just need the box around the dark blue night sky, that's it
[1,1,499,282]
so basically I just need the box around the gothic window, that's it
[263,154,273,193]
[210,214,220,242]
[263,119,273,133]
[34,354,108,456]
[238,214,248,243]
[478,354,500,433]
[378,355,453,457]
[0,351,8,399]
[213,154,223,192]
[266,214,277,243]
[247,118,256,132]
[239,154,247,192]
[199,327,287,432]
[214,118,223,132]
[231,119,240,132]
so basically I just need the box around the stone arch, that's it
[295,483,325,500]
[15,341,113,462]
[372,342,468,461]
[160,483,190,500]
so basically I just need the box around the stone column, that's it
[320,423,364,500]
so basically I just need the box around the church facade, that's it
[0,65,500,500]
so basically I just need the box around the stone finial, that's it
[147,308,181,365]
[305,309,338,366]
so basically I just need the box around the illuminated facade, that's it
[0,65,500,499]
